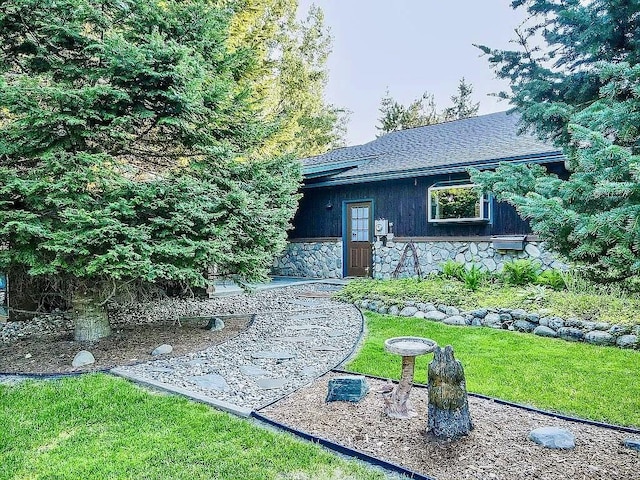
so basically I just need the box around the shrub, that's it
[502,259,541,286]
[463,264,486,291]
[536,269,566,291]
[441,260,466,281]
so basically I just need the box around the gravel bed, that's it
[115,285,364,409]
[261,372,639,480]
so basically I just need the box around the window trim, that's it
[427,183,491,223]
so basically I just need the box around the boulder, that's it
[424,310,447,321]
[593,322,611,331]
[482,313,503,329]
[413,311,426,319]
[556,327,584,342]
[533,326,557,338]
[609,325,631,337]
[470,309,488,319]
[400,306,419,317]
[151,344,173,356]
[388,306,400,316]
[616,334,637,349]
[444,306,460,316]
[526,313,541,323]
[72,350,95,368]
[326,376,369,402]
[529,427,575,449]
[513,320,537,333]
[584,331,615,346]
[548,317,565,330]
[443,315,467,326]
[471,318,483,327]
[511,309,528,320]
[416,303,435,312]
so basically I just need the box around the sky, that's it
[297,1,530,146]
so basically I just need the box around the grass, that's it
[0,375,383,480]
[347,312,640,428]
[335,277,640,325]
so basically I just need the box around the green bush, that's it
[536,269,566,290]
[440,260,466,281]
[502,259,541,286]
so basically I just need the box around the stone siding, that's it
[373,239,564,280]
[272,240,343,278]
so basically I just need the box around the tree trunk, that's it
[72,290,111,341]
[426,345,473,440]
[383,356,418,419]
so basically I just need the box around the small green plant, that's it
[441,260,466,281]
[536,269,566,290]
[463,264,486,291]
[502,259,541,286]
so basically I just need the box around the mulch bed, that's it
[0,317,251,374]
[260,372,639,480]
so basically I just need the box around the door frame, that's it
[342,198,375,277]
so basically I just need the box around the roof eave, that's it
[301,151,564,189]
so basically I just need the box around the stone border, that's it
[355,298,639,349]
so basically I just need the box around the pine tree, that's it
[377,89,440,135]
[471,0,640,288]
[442,78,479,121]
[0,0,301,338]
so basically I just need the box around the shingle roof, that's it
[301,111,563,186]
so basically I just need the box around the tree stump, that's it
[72,291,112,342]
[426,345,473,440]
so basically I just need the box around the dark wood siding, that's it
[289,169,552,239]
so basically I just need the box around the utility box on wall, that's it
[491,235,526,251]
[374,219,389,236]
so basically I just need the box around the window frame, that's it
[427,183,491,223]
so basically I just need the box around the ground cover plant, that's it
[335,274,640,325]
[347,312,640,427]
[0,375,383,480]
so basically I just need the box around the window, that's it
[428,183,490,223]
[350,206,370,241]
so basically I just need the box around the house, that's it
[272,111,568,279]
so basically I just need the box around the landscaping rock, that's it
[72,350,95,367]
[609,325,631,337]
[388,306,400,316]
[632,325,640,336]
[528,427,575,449]
[565,318,582,328]
[556,327,584,342]
[470,309,488,318]
[378,306,389,314]
[499,313,513,321]
[594,322,611,331]
[623,438,640,452]
[151,344,173,356]
[424,310,447,321]
[482,313,503,329]
[240,365,270,376]
[205,317,225,331]
[533,326,557,338]
[326,376,369,402]
[413,311,426,319]
[251,350,295,360]
[443,315,467,326]
[471,318,483,327]
[416,303,435,312]
[513,320,537,333]
[526,313,540,323]
[616,334,637,349]
[585,331,615,346]
[255,378,288,390]
[444,306,460,316]
[400,306,418,317]
[548,317,565,330]
[511,309,528,320]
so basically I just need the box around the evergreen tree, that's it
[0,0,301,338]
[223,0,347,156]
[471,0,640,287]
[377,89,440,135]
[442,78,479,121]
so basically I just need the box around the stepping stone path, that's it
[255,378,288,390]
[251,351,296,360]
[187,373,230,392]
[113,285,364,410]
[239,365,270,376]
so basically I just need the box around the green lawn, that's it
[0,375,383,480]
[347,312,640,427]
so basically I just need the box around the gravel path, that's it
[113,284,364,410]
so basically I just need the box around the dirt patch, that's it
[0,316,251,374]
[260,373,639,480]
